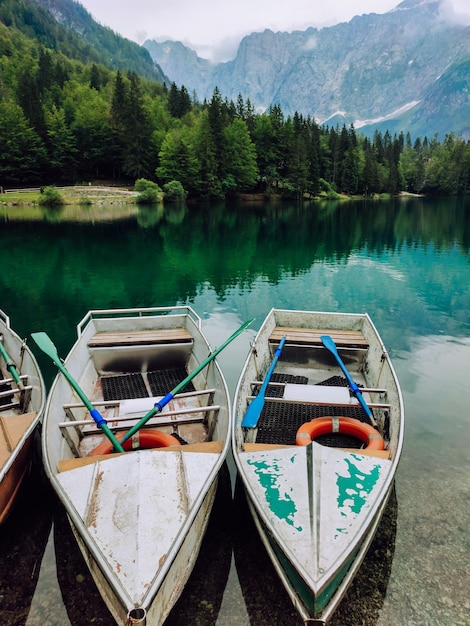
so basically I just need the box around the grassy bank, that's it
[0,185,139,207]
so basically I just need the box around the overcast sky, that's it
[77,0,470,60]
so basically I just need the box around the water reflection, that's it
[136,204,164,229]
[0,196,468,625]
[2,197,467,378]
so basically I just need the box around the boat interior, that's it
[0,343,37,464]
[56,328,224,466]
[242,326,392,458]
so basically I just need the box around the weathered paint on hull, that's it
[42,307,232,625]
[69,479,218,624]
[247,483,393,622]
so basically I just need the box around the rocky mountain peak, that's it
[144,0,470,138]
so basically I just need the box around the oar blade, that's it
[321,334,351,381]
[320,334,338,357]
[241,394,263,428]
[321,334,375,424]
[31,332,60,362]
[32,331,125,452]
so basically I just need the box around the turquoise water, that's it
[1,196,469,625]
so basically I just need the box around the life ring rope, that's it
[295,416,385,450]
[88,429,181,456]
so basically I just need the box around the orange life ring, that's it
[295,416,384,450]
[88,429,181,456]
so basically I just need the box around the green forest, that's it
[1,19,469,199]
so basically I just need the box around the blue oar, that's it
[321,334,377,426]
[31,332,125,453]
[242,336,286,428]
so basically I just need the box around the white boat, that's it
[0,309,45,524]
[38,307,236,625]
[232,308,404,625]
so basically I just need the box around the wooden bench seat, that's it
[0,412,37,463]
[88,328,193,348]
[242,442,389,459]
[269,327,368,349]
[58,440,224,472]
[243,443,296,452]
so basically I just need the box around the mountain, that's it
[2,0,167,83]
[359,58,470,139]
[144,0,470,139]
[144,40,212,98]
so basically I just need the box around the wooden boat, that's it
[38,307,236,625]
[232,308,404,625]
[0,309,45,525]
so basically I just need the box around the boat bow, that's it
[57,448,222,608]
[239,442,392,594]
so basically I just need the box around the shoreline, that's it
[0,185,139,207]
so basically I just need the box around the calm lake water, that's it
[1,196,469,625]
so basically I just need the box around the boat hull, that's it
[0,432,35,525]
[245,479,393,623]
[41,307,232,624]
[0,310,45,524]
[232,308,404,624]
[68,477,218,624]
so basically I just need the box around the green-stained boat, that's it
[232,308,404,625]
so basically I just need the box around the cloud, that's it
[439,0,470,24]
[304,35,319,51]
[79,0,470,59]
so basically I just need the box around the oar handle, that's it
[241,335,286,428]
[320,334,376,426]
[0,341,22,386]
[259,336,285,395]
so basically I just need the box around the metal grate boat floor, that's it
[101,368,195,401]
[148,368,195,396]
[101,373,148,401]
[256,374,373,447]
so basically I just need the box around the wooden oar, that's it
[31,332,125,453]
[0,338,23,388]
[119,318,254,445]
[241,336,286,428]
[321,334,377,426]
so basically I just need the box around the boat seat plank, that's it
[0,412,37,463]
[269,327,368,349]
[88,328,193,348]
[242,442,389,459]
[341,447,391,459]
[243,443,296,451]
[58,440,224,472]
